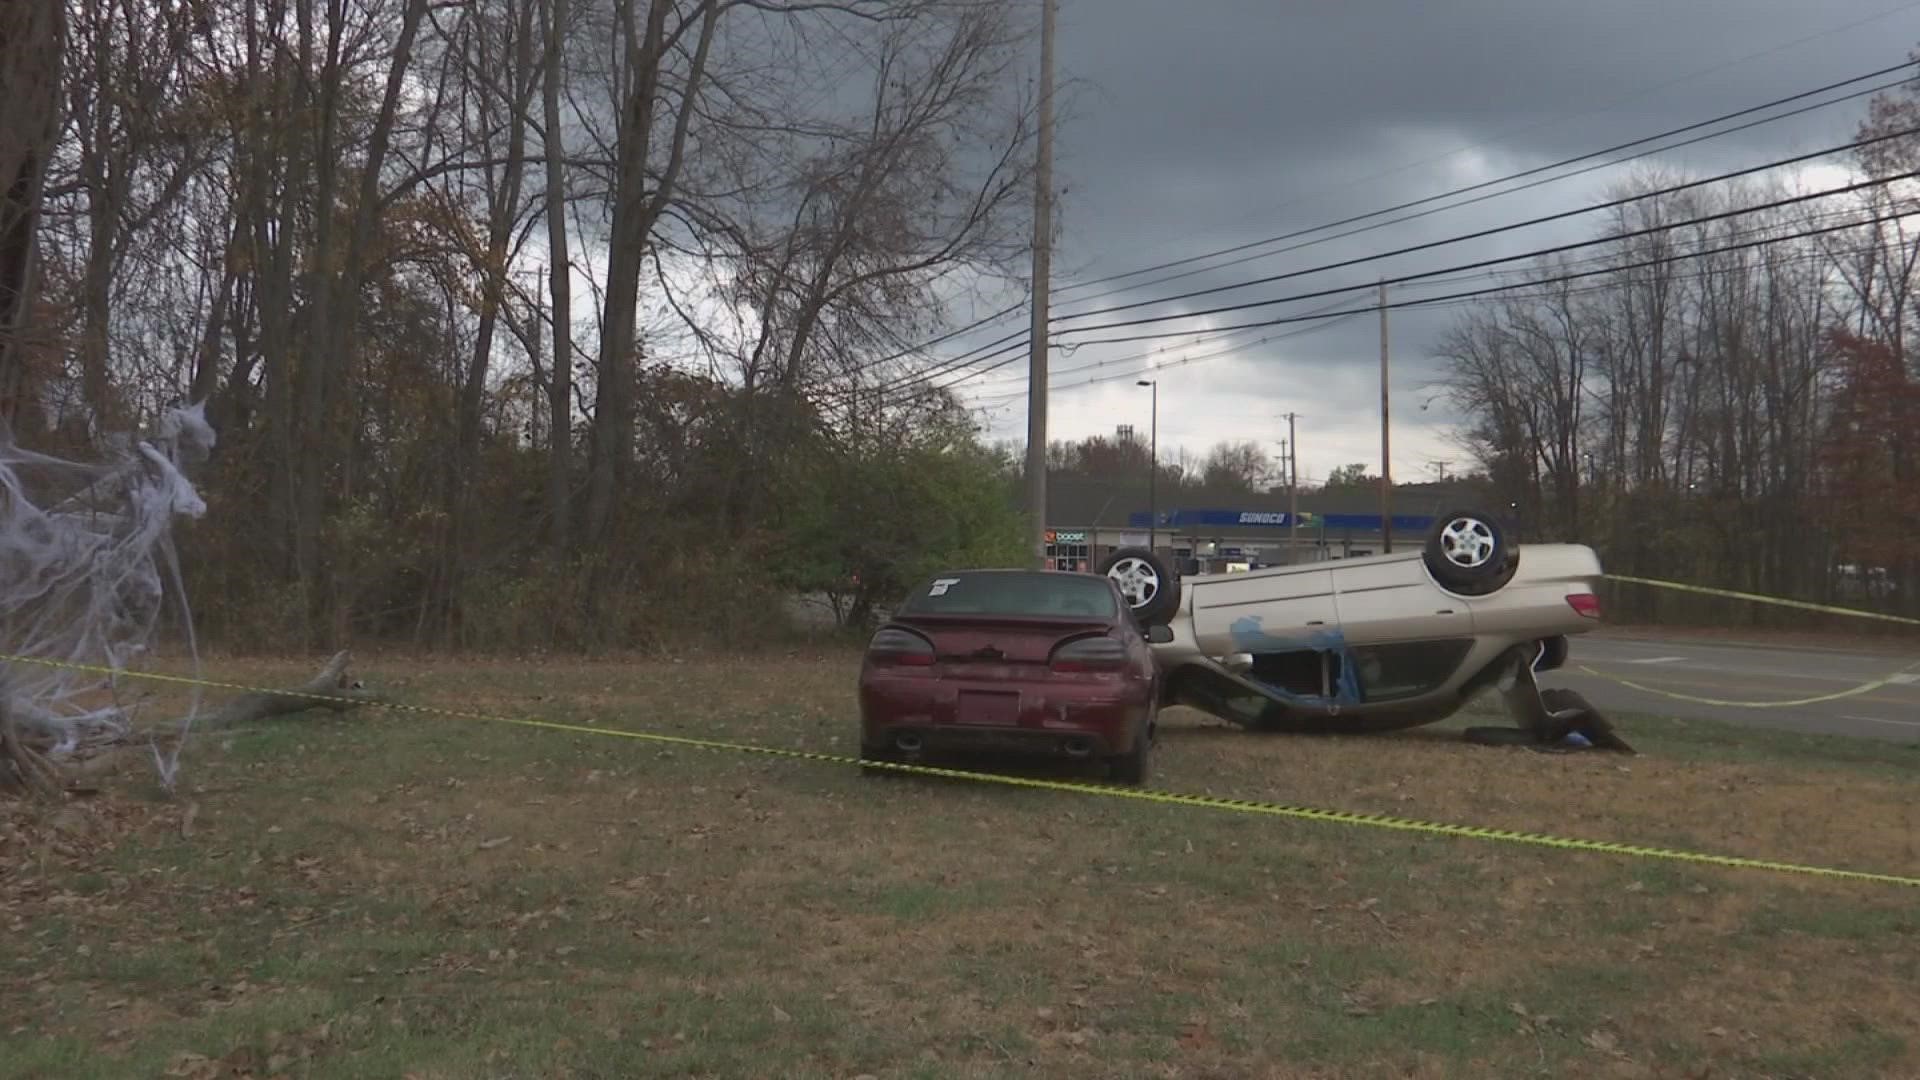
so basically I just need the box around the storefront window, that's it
[1044,530,1090,572]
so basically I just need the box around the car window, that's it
[1350,640,1473,701]
[899,572,1117,618]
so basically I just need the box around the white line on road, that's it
[1888,673,1919,686]
[1844,715,1920,728]
[1625,656,1687,665]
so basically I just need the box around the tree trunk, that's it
[443,0,537,642]
[0,0,64,430]
[297,0,430,643]
[542,0,574,559]
[584,0,718,552]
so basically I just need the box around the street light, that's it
[1137,379,1157,552]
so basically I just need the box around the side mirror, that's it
[1144,624,1174,644]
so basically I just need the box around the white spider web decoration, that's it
[1,401,214,790]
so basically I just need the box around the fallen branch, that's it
[5,652,391,796]
[1,698,64,798]
[199,650,390,730]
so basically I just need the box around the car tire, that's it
[1096,546,1181,628]
[1422,507,1517,595]
[859,745,905,778]
[1107,712,1153,785]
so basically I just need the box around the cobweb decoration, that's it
[0,401,215,790]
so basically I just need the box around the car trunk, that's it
[888,614,1113,678]
[868,611,1146,740]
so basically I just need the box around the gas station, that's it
[1037,478,1485,574]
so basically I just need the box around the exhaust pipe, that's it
[1062,737,1092,758]
[894,732,924,753]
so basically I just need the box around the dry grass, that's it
[4,651,1918,1079]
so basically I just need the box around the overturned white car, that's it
[1099,508,1610,738]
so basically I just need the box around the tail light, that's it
[1567,592,1601,619]
[1051,636,1128,672]
[867,627,935,667]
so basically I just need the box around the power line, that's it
[1051,128,1920,327]
[875,163,1914,398]
[1047,73,1913,312]
[965,293,1365,393]
[966,311,1373,405]
[862,123,1918,401]
[1051,58,1920,298]
[970,229,1904,402]
[958,203,1886,400]
[1112,209,1912,349]
[830,58,1919,385]
[1169,1,1920,258]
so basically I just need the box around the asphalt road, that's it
[1544,633,1920,742]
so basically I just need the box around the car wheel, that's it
[859,745,905,778]
[1422,507,1517,595]
[1107,715,1152,785]
[1096,546,1182,628]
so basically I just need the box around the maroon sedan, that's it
[857,568,1165,784]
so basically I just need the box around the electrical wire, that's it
[862,163,1915,397]
[968,231,1910,404]
[936,203,1886,400]
[959,203,1886,396]
[918,206,1909,398]
[828,58,1920,384]
[1047,74,1915,313]
[1052,127,1920,326]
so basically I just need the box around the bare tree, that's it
[0,0,66,428]
[711,0,1035,521]
[1199,439,1274,493]
[540,0,575,557]
[578,0,720,550]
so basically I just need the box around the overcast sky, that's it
[934,0,1920,486]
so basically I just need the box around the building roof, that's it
[1032,474,1491,527]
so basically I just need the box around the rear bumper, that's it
[858,674,1151,757]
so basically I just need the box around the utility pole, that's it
[1378,279,1392,554]
[1024,0,1056,570]
[1282,412,1299,563]
[1137,379,1158,552]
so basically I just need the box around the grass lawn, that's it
[4,650,1918,1079]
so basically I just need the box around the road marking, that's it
[1845,715,1920,729]
[1625,655,1687,665]
[1888,673,1919,686]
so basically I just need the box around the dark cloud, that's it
[955,0,1920,480]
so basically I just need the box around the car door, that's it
[1189,566,1340,656]
[1329,554,1473,645]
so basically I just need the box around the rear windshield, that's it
[898,571,1118,618]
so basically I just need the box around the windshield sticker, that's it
[928,578,962,597]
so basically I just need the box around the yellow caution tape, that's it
[4,651,1917,890]
[1602,573,1920,627]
